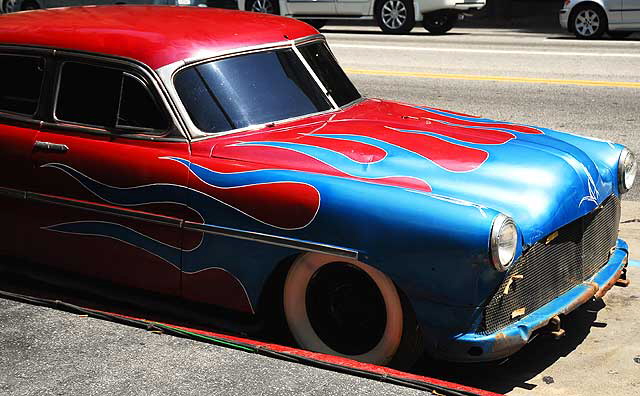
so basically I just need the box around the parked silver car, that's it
[560,0,639,39]
[1,0,207,13]
[239,0,486,34]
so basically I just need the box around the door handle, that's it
[33,141,69,153]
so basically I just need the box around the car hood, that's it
[207,99,622,246]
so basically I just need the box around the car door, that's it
[0,50,48,261]
[285,0,336,16]
[27,54,191,296]
[622,0,640,26]
[335,0,370,15]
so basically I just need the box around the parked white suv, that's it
[560,0,640,39]
[238,0,486,34]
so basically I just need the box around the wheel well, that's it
[256,252,423,360]
[568,2,607,33]
[20,0,40,10]
[255,253,297,341]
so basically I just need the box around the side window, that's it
[56,62,168,134]
[117,74,168,131]
[0,54,44,116]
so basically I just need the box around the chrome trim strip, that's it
[27,192,183,228]
[185,221,359,260]
[292,44,339,109]
[0,187,27,200]
[2,186,359,259]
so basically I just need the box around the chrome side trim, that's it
[1,187,359,260]
[0,187,27,200]
[185,221,359,260]
[27,192,183,228]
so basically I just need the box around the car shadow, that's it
[0,261,612,394]
[411,298,607,394]
[319,28,471,37]
[546,35,640,41]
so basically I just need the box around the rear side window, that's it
[0,54,44,116]
[56,62,168,133]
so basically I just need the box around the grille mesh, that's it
[481,195,621,334]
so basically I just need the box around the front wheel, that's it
[375,0,415,34]
[422,11,457,35]
[246,0,279,14]
[571,5,607,39]
[283,253,421,367]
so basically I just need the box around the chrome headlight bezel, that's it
[618,148,637,194]
[490,214,518,272]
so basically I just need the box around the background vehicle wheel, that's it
[301,19,327,30]
[246,0,278,14]
[422,10,457,35]
[283,253,421,367]
[3,0,38,12]
[375,0,415,34]
[570,5,607,39]
[608,31,632,39]
[2,0,18,13]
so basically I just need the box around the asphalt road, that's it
[2,25,640,396]
[325,25,640,202]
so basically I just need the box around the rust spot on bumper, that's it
[595,265,625,299]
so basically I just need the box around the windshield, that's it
[297,41,360,107]
[174,42,361,135]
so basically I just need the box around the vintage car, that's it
[0,6,635,366]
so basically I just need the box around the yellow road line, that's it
[344,69,640,89]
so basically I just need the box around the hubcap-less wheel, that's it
[306,262,387,355]
[381,0,407,30]
[575,9,600,37]
[250,0,274,14]
[283,253,404,365]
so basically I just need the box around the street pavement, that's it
[2,25,640,395]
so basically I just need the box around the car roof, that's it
[0,6,318,69]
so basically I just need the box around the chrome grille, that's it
[481,195,621,334]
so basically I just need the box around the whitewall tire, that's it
[283,253,404,365]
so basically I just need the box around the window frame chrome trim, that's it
[156,34,364,141]
[0,52,47,118]
[52,58,176,139]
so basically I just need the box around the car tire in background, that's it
[283,253,422,367]
[2,0,17,13]
[246,0,278,14]
[2,0,38,12]
[374,0,415,34]
[422,10,457,35]
[301,19,327,30]
[570,4,607,39]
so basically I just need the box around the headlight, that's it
[490,214,517,272]
[618,148,637,194]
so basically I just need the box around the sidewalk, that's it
[621,200,640,259]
